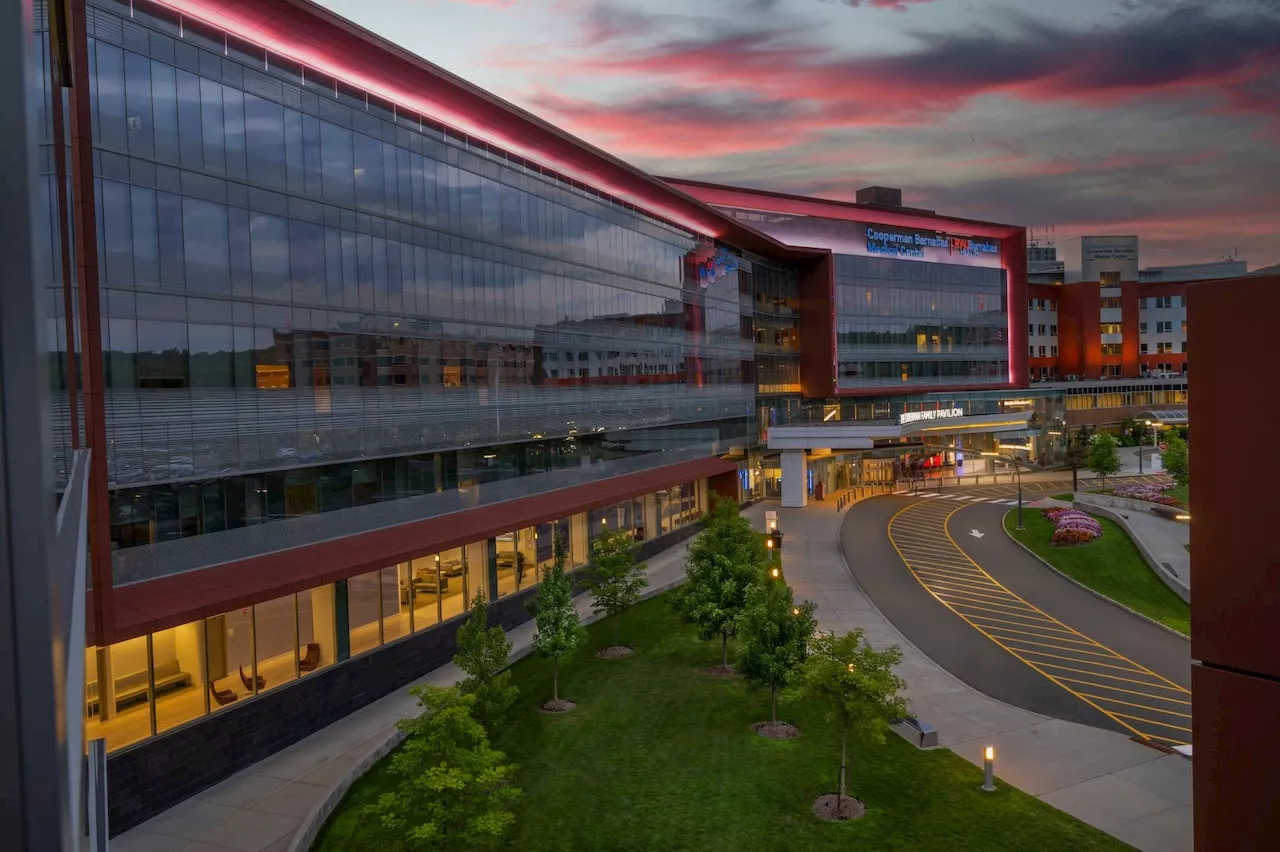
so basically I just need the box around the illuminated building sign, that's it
[900,407,965,426]
[714,210,1004,269]
[866,227,999,261]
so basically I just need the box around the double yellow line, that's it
[886,499,1191,744]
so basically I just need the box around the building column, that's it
[643,493,659,541]
[464,540,490,602]
[569,512,589,567]
[696,478,709,515]
[310,584,338,666]
[781,450,808,508]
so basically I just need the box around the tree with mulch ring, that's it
[583,526,647,659]
[670,495,768,676]
[735,573,817,739]
[529,534,586,712]
[787,628,907,821]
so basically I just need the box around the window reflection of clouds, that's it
[42,13,792,489]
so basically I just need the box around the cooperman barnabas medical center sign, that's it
[865,226,999,262]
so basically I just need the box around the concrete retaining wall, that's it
[1076,490,1184,521]
[1073,501,1191,603]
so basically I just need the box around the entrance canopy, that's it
[1135,409,1188,426]
[766,410,1034,451]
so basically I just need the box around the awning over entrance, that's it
[766,410,1034,451]
[1135,409,1188,426]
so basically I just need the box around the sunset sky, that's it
[320,0,1280,275]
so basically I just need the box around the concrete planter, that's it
[1076,491,1184,520]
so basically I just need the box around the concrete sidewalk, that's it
[112,538,696,852]
[753,498,1192,852]
[1110,510,1191,593]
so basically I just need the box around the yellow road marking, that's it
[1054,677,1192,704]
[1032,662,1188,689]
[1010,648,1152,674]
[885,500,1192,744]
[963,613,1086,636]
[991,636,1128,660]
[1078,694,1193,718]
[1111,713,1192,733]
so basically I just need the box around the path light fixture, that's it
[982,746,996,792]
[770,566,780,579]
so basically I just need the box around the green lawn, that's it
[313,596,1129,852]
[1051,493,1074,501]
[1167,484,1189,506]
[1006,510,1190,636]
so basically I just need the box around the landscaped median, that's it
[1005,509,1190,636]
[312,595,1129,852]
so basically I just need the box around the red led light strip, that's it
[149,0,725,238]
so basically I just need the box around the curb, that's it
[999,512,1190,641]
[288,564,691,852]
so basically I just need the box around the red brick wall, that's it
[1188,274,1280,851]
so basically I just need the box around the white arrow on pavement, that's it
[969,529,985,539]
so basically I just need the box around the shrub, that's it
[1042,508,1102,544]
[1113,483,1182,507]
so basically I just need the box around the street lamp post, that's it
[981,450,1025,530]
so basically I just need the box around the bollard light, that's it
[981,746,996,792]
[771,567,780,579]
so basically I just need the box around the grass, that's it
[1051,493,1074,501]
[1167,484,1189,506]
[313,595,1129,852]
[1006,510,1190,636]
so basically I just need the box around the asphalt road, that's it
[840,489,1193,743]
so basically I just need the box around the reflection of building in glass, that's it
[28,0,1059,832]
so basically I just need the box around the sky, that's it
[318,0,1280,274]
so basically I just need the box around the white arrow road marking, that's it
[969,529,985,538]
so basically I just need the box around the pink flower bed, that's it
[1044,508,1103,544]
[1112,484,1182,507]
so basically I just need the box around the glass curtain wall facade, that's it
[35,0,765,553]
[834,255,1008,390]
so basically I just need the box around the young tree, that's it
[785,630,908,814]
[583,526,648,651]
[671,495,768,669]
[529,534,586,707]
[735,576,818,725]
[1063,428,1090,492]
[363,686,521,851]
[1162,432,1189,488]
[1086,432,1122,485]
[452,591,518,734]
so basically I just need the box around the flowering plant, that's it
[1112,484,1182,507]
[1043,508,1102,544]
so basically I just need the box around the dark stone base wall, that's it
[106,522,701,835]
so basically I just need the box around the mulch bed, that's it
[751,721,800,739]
[539,699,577,713]
[812,794,866,821]
[703,664,738,678]
[596,646,634,659]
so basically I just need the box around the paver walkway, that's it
[767,497,1192,852]
[115,493,1192,852]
